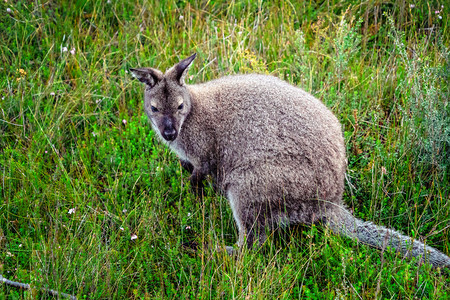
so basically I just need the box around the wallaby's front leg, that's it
[180,159,194,174]
[181,159,211,197]
[189,169,206,196]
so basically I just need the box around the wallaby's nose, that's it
[163,128,177,141]
[161,116,177,141]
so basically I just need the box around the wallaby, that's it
[130,53,450,268]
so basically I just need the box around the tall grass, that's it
[1,0,449,298]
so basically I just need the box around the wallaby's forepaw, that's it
[180,159,194,174]
[225,246,237,256]
[216,245,238,256]
[189,171,206,197]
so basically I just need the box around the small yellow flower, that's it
[16,68,27,81]
[18,68,27,76]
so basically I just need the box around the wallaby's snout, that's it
[161,115,177,141]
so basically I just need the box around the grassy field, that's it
[1,0,449,298]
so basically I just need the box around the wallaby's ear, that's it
[166,53,197,85]
[129,67,164,88]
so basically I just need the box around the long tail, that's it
[326,208,450,268]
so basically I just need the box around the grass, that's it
[0,0,449,298]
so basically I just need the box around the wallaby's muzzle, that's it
[161,115,178,141]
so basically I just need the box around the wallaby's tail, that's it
[326,208,450,268]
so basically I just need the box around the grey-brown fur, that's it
[130,54,450,268]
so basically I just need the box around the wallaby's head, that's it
[130,53,196,142]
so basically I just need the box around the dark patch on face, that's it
[159,79,174,110]
[162,78,169,97]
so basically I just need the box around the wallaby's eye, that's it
[178,103,184,110]
[151,106,158,113]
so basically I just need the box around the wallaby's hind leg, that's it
[226,189,272,250]
[225,190,246,250]
[240,202,269,249]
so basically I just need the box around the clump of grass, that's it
[388,15,449,176]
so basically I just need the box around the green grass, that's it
[1,0,449,298]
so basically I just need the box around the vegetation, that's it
[1,0,449,298]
